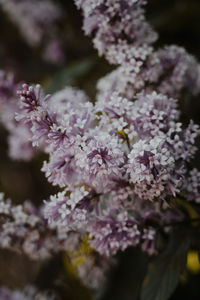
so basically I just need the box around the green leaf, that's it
[100,247,148,300]
[45,58,94,94]
[141,232,190,300]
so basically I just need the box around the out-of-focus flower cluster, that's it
[97,45,200,101]
[0,71,35,161]
[0,285,60,300]
[0,0,65,64]
[0,192,71,259]
[0,192,109,288]
[75,0,200,100]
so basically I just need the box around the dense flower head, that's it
[148,46,200,97]
[75,131,125,190]
[15,79,200,257]
[0,192,77,259]
[97,46,200,101]
[127,137,174,197]
[96,91,199,201]
[88,216,141,256]
[16,84,95,150]
[41,147,79,187]
[44,187,89,230]
[75,0,157,66]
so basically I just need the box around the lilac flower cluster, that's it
[15,72,199,256]
[0,192,70,259]
[0,192,109,287]
[0,0,200,291]
[0,0,65,64]
[147,46,200,97]
[183,168,200,203]
[75,0,157,66]
[75,0,200,101]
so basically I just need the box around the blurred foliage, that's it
[187,251,200,274]
[141,231,190,300]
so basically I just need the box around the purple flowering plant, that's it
[0,1,200,299]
